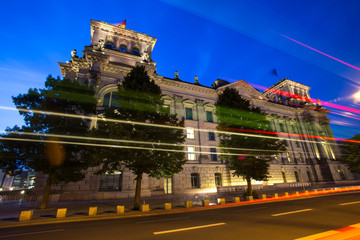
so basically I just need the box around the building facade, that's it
[36,20,354,201]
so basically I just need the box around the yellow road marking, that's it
[272,208,313,217]
[339,201,360,206]
[153,222,226,235]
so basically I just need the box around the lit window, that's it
[187,146,196,160]
[208,132,215,141]
[298,152,303,162]
[206,111,213,122]
[186,128,195,139]
[185,107,193,120]
[286,152,291,162]
[215,173,222,187]
[99,171,122,191]
[191,173,200,188]
[210,148,217,161]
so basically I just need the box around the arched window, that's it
[132,47,140,56]
[119,44,127,52]
[102,91,121,108]
[191,173,200,188]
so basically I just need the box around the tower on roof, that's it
[90,20,157,63]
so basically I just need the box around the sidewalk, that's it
[1,182,359,228]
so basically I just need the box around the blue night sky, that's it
[0,0,359,139]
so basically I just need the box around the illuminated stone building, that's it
[48,20,354,200]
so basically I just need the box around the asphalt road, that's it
[1,192,359,240]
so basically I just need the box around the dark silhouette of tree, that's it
[91,66,186,210]
[340,134,360,174]
[216,87,286,196]
[0,76,97,209]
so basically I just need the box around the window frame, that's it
[187,146,196,160]
[99,171,123,191]
[186,127,195,139]
[191,173,200,188]
[210,148,217,161]
[206,111,213,122]
[185,107,193,120]
[208,132,215,141]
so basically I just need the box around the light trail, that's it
[3,131,287,154]
[0,137,257,157]
[279,33,360,71]
[243,81,360,117]
[1,105,356,145]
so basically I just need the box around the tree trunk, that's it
[246,177,252,196]
[40,176,52,210]
[133,174,143,210]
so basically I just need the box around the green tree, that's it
[91,66,186,210]
[0,76,97,209]
[216,87,286,196]
[340,134,360,173]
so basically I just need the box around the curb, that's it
[1,187,359,229]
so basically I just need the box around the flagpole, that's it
[273,68,280,81]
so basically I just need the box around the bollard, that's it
[185,201,192,208]
[296,191,299,196]
[217,198,225,205]
[202,200,209,207]
[164,203,171,210]
[56,208,67,218]
[89,207,97,216]
[285,192,289,197]
[19,210,33,222]
[141,204,150,212]
[248,196,254,201]
[262,194,267,200]
[274,193,278,198]
[233,197,240,203]
[117,205,125,214]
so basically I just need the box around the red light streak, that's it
[219,126,360,144]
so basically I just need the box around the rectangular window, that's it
[99,171,122,191]
[185,107,193,120]
[191,173,200,188]
[286,152,291,162]
[210,148,217,161]
[294,171,300,182]
[208,132,215,140]
[186,128,195,139]
[206,111,213,122]
[279,123,285,132]
[215,173,222,187]
[187,146,196,160]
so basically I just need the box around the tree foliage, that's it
[91,66,186,209]
[340,134,360,173]
[0,76,97,208]
[216,87,286,196]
